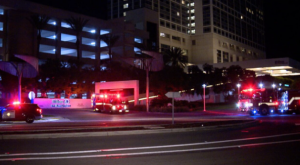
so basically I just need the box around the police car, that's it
[0,102,43,123]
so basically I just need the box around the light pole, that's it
[202,84,206,111]
[259,83,263,102]
[237,83,241,100]
[272,84,276,99]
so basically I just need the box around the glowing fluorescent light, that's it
[90,30,96,33]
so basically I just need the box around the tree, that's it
[65,16,89,64]
[163,47,187,69]
[101,33,120,63]
[150,65,188,97]
[28,14,51,58]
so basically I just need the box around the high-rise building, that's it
[0,0,148,65]
[106,0,266,65]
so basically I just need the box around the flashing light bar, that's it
[13,101,20,105]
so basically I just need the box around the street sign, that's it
[165,92,181,125]
[165,92,181,98]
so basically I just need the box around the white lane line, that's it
[0,139,300,162]
[1,132,300,157]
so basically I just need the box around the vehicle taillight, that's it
[275,101,278,106]
[36,108,42,113]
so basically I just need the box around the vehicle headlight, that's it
[124,105,127,109]
[112,106,116,110]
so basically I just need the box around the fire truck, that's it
[92,90,129,114]
[277,90,300,114]
[237,87,278,116]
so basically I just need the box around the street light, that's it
[259,83,263,102]
[272,84,277,99]
[237,83,241,100]
[259,83,263,89]
[202,84,206,111]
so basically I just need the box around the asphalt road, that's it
[1,108,300,133]
[0,108,252,132]
[0,120,300,165]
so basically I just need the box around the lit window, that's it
[83,27,96,34]
[0,22,3,31]
[61,33,76,43]
[191,16,195,20]
[177,12,180,16]
[191,23,195,27]
[39,44,56,54]
[100,29,111,35]
[82,37,96,46]
[41,30,56,40]
[0,38,2,47]
[82,50,95,59]
[100,40,108,47]
[48,19,56,26]
[134,38,143,43]
[61,47,77,57]
[182,0,185,4]
[191,9,195,13]
[160,33,166,37]
[0,9,4,15]
[191,29,195,34]
[61,22,71,28]
[241,15,243,19]
[123,12,126,16]
[191,2,194,6]
[134,47,141,53]
[123,3,129,9]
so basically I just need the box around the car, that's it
[0,102,43,123]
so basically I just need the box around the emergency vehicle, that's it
[237,87,278,116]
[277,90,300,114]
[0,102,43,123]
[92,91,129,114]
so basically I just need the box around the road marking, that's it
[0,139,300,161]
[1,132,300,157]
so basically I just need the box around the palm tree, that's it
[101,33,119,63]
[65,16,89,63]
[163,47,187,68]
[28,14,51,58]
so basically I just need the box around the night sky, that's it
[27,0,300,61]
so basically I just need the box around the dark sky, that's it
[27,0,107,19]
[27,0,300,61]
[264,0,300,61]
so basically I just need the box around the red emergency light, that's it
[242,88,253,93]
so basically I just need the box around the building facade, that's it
[0,0,149,66]
[106,0,266,65]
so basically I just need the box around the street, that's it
[0,121,300,164]
[0,109,300,164]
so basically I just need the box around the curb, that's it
[0,120,259,140]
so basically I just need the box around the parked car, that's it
[0,102,42,123]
